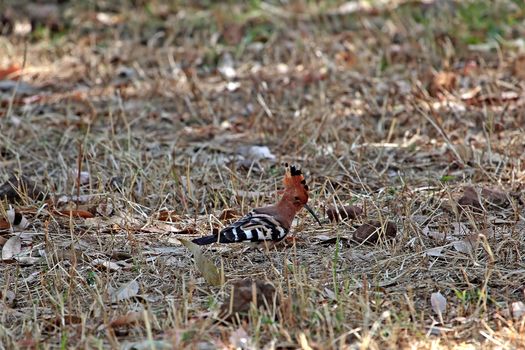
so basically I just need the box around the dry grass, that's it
[1,0,525,349]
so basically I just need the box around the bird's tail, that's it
[192,235,220,245]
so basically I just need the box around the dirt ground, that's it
[1,1,525,349]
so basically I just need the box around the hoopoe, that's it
[192,164,321,246]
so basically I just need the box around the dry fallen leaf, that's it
[353,221,396,244]
[15,257,42,265]
[452,222,470,236]
[92,259,122,271]
[110,280,140,303]
[2,235,21,260]
[431,291,447,322]
[236,145,276,162]
[422,225,447,241]
[70,170,90,185]
[429,71,457,97]
[0,220,9,231]
[109,311,143,328]
[458,187,482,211]
[179,239,222,286]
[220,279,277,320]
[425,246,444,257]
[326,205,363,222]
[0,175,46,202]
[453,234,479,254]
[0,64,21,80]
[481,187,509,208]
[55,209,95,219]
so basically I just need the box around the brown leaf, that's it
[458,186,510,211]
[481,187,509,208]
[109,312,143,328]
[0,220,10,231]
[0,64,21,80]
[326,205,363,222]
[2,235,21,260]
[429,71,457,97]
[220,279,277,320]
[55,209,95,219]
[0,175,46,202]
[180,239,222,286]
[458,186,482,211]
[353,221,396,244]
[110,251,132,261]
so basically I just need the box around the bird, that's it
[192,163,322,246]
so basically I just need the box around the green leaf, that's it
[440,175,455,183]
[180,239,223,286]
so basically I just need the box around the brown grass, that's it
[1,1,525,349]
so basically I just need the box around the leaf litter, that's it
[1,1,525,349]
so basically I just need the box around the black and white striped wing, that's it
[221,211,288,243]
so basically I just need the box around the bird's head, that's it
[280,163,322,226]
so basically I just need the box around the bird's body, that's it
[192,209,288,245]
[192,164,321,246]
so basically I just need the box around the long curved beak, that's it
[304,204,322,227]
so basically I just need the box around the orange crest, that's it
[282,163,309,202]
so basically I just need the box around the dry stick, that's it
[414,102,465,166]
[5,42,27,120]
[76,142,83,210]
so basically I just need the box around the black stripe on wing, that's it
[220,211,288,243]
